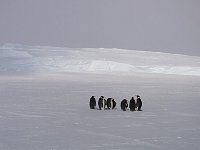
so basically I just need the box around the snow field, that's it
[0,73,200,150]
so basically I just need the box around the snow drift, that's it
[0,43,200,76]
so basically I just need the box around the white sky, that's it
[0,0,200,56]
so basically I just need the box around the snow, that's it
[0,44,200,150]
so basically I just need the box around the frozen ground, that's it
[0,44,200,150]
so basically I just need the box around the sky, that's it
[0,0,200,56]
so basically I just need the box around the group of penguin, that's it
[89,95,142,111]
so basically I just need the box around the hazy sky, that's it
[0,0,200,56]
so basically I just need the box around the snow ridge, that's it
[0,44,200,76]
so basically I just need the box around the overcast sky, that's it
[0,0,200,56]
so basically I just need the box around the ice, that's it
[0,44,200,75]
